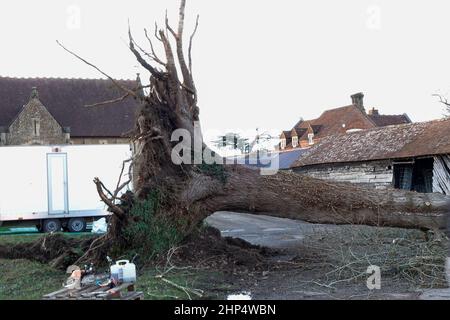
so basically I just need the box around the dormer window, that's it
[280,138,286,150]
[292,136,298,148]
[308,133,314,145]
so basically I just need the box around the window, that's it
[280,139,286,149]
[393,158,434,193]
[292,136,298,148]
[308,133,314,145]
[32,119,40,137]
[393,164,413,190]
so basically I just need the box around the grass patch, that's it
[0,259,66,300]
[0,233,95,246]
[137,268,232,300]
[0,259,231,300]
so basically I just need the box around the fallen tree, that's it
[54,0,449,264]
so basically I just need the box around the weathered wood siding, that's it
[433,155,450,195]
[294,160,393,189]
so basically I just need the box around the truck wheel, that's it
[68,218,86,233]
[42,219,62,233]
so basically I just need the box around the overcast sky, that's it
[1,0,450,140]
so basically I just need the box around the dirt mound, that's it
[0,233,93,269]
[172,227,279,273]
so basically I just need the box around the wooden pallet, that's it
[43,282,144,300]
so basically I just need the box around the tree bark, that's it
[195,167,448,230]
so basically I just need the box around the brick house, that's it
[290,118,450,195]
[279,93,411,150]
[0,77,139,146]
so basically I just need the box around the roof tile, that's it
[291,118,450,168]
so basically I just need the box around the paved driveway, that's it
[206,211,336,249]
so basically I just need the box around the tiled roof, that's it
[280,130,292,139]
[293,105,377,140]
[368,113,411,127]
[291,118,450,168]
[0,77,139,137]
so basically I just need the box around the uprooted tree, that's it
[54,0,449,264]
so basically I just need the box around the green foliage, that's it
[122,192,183,260]
[197,163,228,184]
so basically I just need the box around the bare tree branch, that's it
[433,94,450,107]
[128,23,164,80]
[188,14,200,74]
[94,178,125,217]
[165,10,178,39]
[178,0,187,37]
[56,40,137,98]
[158,29,179,82]
[114,158,133,197]
[154,22,163,42]
[84,93,130,108]
[144,28,166,66]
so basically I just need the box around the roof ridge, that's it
[293,104,361,129]
[347,104,378,127]
[338,117,447,135]
[0,76,136,82]
[320,104,355,113]
[369,112,409,117]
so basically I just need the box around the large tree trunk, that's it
[66,0,448,263]
[196,167,448,230]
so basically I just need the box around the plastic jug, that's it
[110,260,136,284]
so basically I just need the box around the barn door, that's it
[47,153,68,214]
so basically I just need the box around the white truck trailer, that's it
[0,144,131,233]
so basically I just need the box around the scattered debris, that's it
[44,256,142,300]
[227,292,252,300]
[92,218,108,234]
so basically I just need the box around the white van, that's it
[0,144,131,232]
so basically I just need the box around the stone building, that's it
[290,118,450,194]
[0,77,139,146]
[279,93,411,150]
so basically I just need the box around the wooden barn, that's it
[290,118,450,195]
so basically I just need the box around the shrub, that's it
[122,191,183,261]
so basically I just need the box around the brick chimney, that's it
[368,107,379,116]
[351,92,365,113]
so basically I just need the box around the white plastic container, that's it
[110,260,136,284]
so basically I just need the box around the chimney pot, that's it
[351,92,365,113]
[368,107,379,116]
